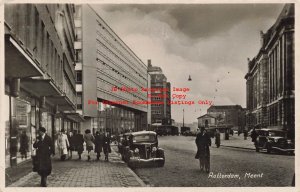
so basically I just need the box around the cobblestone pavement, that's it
[133,136,294,187]
[8,146,145,187]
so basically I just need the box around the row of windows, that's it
[152,110,162,115]
[95,29,147,78]
[95,54,147,99]
[97,77,146,106]
[96,58,147,100]
[5,4,74,94]
[96,20,147,76]
[96,38,147,87]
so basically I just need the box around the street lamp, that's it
[183,108,185,128]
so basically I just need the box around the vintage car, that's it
[255,129,294,154]
[121,131,165,168]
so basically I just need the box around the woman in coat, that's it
[84,129,94,161]
[103,132,111,162]
[73,130,84,159]
[33,127,54,187]
[57,129,69,161]
[94,131,104,160]
[195,127,211,173]
[67,131,75,159]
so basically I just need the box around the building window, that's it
[76,71,82,83]
[77,92,82,110]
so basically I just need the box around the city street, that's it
[133,135,294,187]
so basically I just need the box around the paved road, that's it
[133,135,294,187]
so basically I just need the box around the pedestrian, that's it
[67,131,75,159]
[215,129,220,148]
[84,129,94,161]
[251,128,258,147]
[243,129,248,140]
[57,129,69,161]
[94,130,104,160]
[103,131,111,162]
[33,127,54,187]
[19,130,29,159]
[195,127,211,173]
[73,130,84,160]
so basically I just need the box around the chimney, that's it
[147,59,152,67]
[260,30,264,47]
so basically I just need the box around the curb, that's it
[126,167,147,187]
[111,146,147,187]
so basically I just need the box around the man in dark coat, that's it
[73,130,84,160]
[195,127,211,173]
[19,130,29,159]
[33,127,54,187]
[94,131,104,160]
[103,132,111,162]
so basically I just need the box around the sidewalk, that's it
[8,145,146,187]
[215,134,255,150]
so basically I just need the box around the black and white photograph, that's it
[2,2,296,188]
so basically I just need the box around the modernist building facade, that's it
[207,105,246,131]
[4,4,80,167]
[74,5,149,134]
[245,4,294,136]
[147,60,171,126]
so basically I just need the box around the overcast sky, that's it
[92,4,285,124]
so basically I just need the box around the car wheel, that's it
[157,150,165,167]
[266,145,271,154]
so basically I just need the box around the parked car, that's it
[121,131,165,168]
[255,129,294,154]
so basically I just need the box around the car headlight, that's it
[134,148,139,153]
[274,138,278,142]
[287,140,292,144]
[152,147,157,152]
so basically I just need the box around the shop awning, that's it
[21,78,61,97]
[47,96,76,111]
[65,113,85,122]
[5,35,43,78]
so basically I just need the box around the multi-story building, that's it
[74,5,149,134]
[147,60,171,126]
[207,105,246,131]
[245,4,294,137]
[4,4,80,167]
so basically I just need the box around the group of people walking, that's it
[57,129,111,162]
[32,127,111,187]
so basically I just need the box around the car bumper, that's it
[127,157,164,167]
[271,147,294,152]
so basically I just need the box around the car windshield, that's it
[133,134,156,143]
[268,131,286,137]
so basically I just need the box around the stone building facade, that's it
[245,4,294,136]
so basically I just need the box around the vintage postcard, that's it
[0,1,298,191]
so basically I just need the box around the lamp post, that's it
[183,108,185,128]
